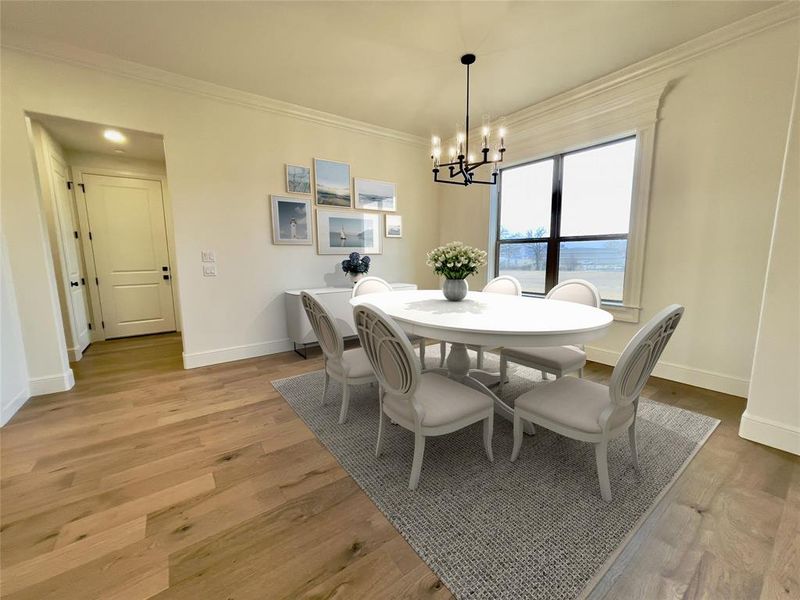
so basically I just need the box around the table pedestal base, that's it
[441,342,534,435]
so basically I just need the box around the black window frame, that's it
[494,135,636,302]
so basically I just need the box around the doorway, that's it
[26,113,180,355]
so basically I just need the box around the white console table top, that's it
[285,283,416,296]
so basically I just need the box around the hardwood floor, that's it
[0,333,797,599]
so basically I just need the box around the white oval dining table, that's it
[350,289,613,428]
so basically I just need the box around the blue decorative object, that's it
[341,252,370,276]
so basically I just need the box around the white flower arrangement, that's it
[426,241,488,280]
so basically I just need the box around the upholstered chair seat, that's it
[502,345,586,375]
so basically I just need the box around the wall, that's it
[1,234,29,426]
[439,20,800,397]
[740,57,800,455]
[0,41,440,395]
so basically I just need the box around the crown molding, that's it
[502,1,799,134]
[0,29,428,148]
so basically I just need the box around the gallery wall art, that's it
[271,195,313,245]
[354,178,397,211]
[316,208,381,255]
[314,158,351,207]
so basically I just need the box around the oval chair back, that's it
[609,304,684,407]
[300,291,344,363]
[483,275,522,296]
[546,279,601,308]
[352,276,393,298]
[353,303,420,403]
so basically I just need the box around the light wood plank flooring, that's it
[0,334,797,599]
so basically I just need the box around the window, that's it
[495,137,636,303]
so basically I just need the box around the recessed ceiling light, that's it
[103,129,126,143]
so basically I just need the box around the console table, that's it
[284,283,417,357]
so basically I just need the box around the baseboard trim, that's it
[28,370,75,396]
[183,338,294,369]
[1,386,31,427]
[586,346,749,398]
[739,412,800,456]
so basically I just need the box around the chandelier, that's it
[430,53,506,186]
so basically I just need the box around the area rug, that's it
[272,348,719,600]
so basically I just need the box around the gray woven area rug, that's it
[272,348,719,600]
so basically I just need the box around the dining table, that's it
[350,289,613,431]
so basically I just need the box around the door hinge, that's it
[101,321,105,329]
[88,232,93,241]
[78,183,85,193]
[95,277,99,285]
[81,277,86,285]
[88,322,92,330]
[67,181,73,190]
[73,231,79,239]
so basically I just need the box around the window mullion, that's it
[545,155,563,292]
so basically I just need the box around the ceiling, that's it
[3,1,777,137]
[29,113,166,161]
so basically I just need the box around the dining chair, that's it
[511,304,684,501]
[498,279,600,393]
[354,303,494,490]
[439,275,522,369]
[300,291,377,424]
[352,276,430,368]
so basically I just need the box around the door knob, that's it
[70,281,79,287]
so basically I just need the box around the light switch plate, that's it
[202,264,217,277]
[201,250,216,263]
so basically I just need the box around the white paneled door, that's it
[50,153,91,353]
[83,174,176,338]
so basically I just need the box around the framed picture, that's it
[385,214,402,238]
[270,195,313,245]
[316,208,381,255]
[354,178,397,211]
[285,164,311,195]
[314,158,351,207]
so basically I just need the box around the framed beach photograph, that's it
[354,178,397,211]
[385,214,402,238]
[316,208,381,255]
[314,158,351,207]
[285,164,311,195]
[270,195,313,245]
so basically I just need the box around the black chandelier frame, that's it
[432,53,506,186]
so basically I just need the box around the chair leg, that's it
[511,413,524,462]
[498,354,507,395]
[375,408,385,458]
[338,382,350,424]
[409,432,426,490]
[439,341,447,368]
[476,347,484,370]
[321,370,330,405]
[594,441,612,501]
[483,414,494,462]
[418,340,426,369]
[579,367,584,378]
[628,421,639,471]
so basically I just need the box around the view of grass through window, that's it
[496,137,636,301]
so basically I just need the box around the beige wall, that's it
[1,44,440,381]
[740,58,799,455]
[1,234,29,425]
[439,21,800,397]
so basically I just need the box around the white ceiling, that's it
[3,1,777,136]
[29,113,166,161]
